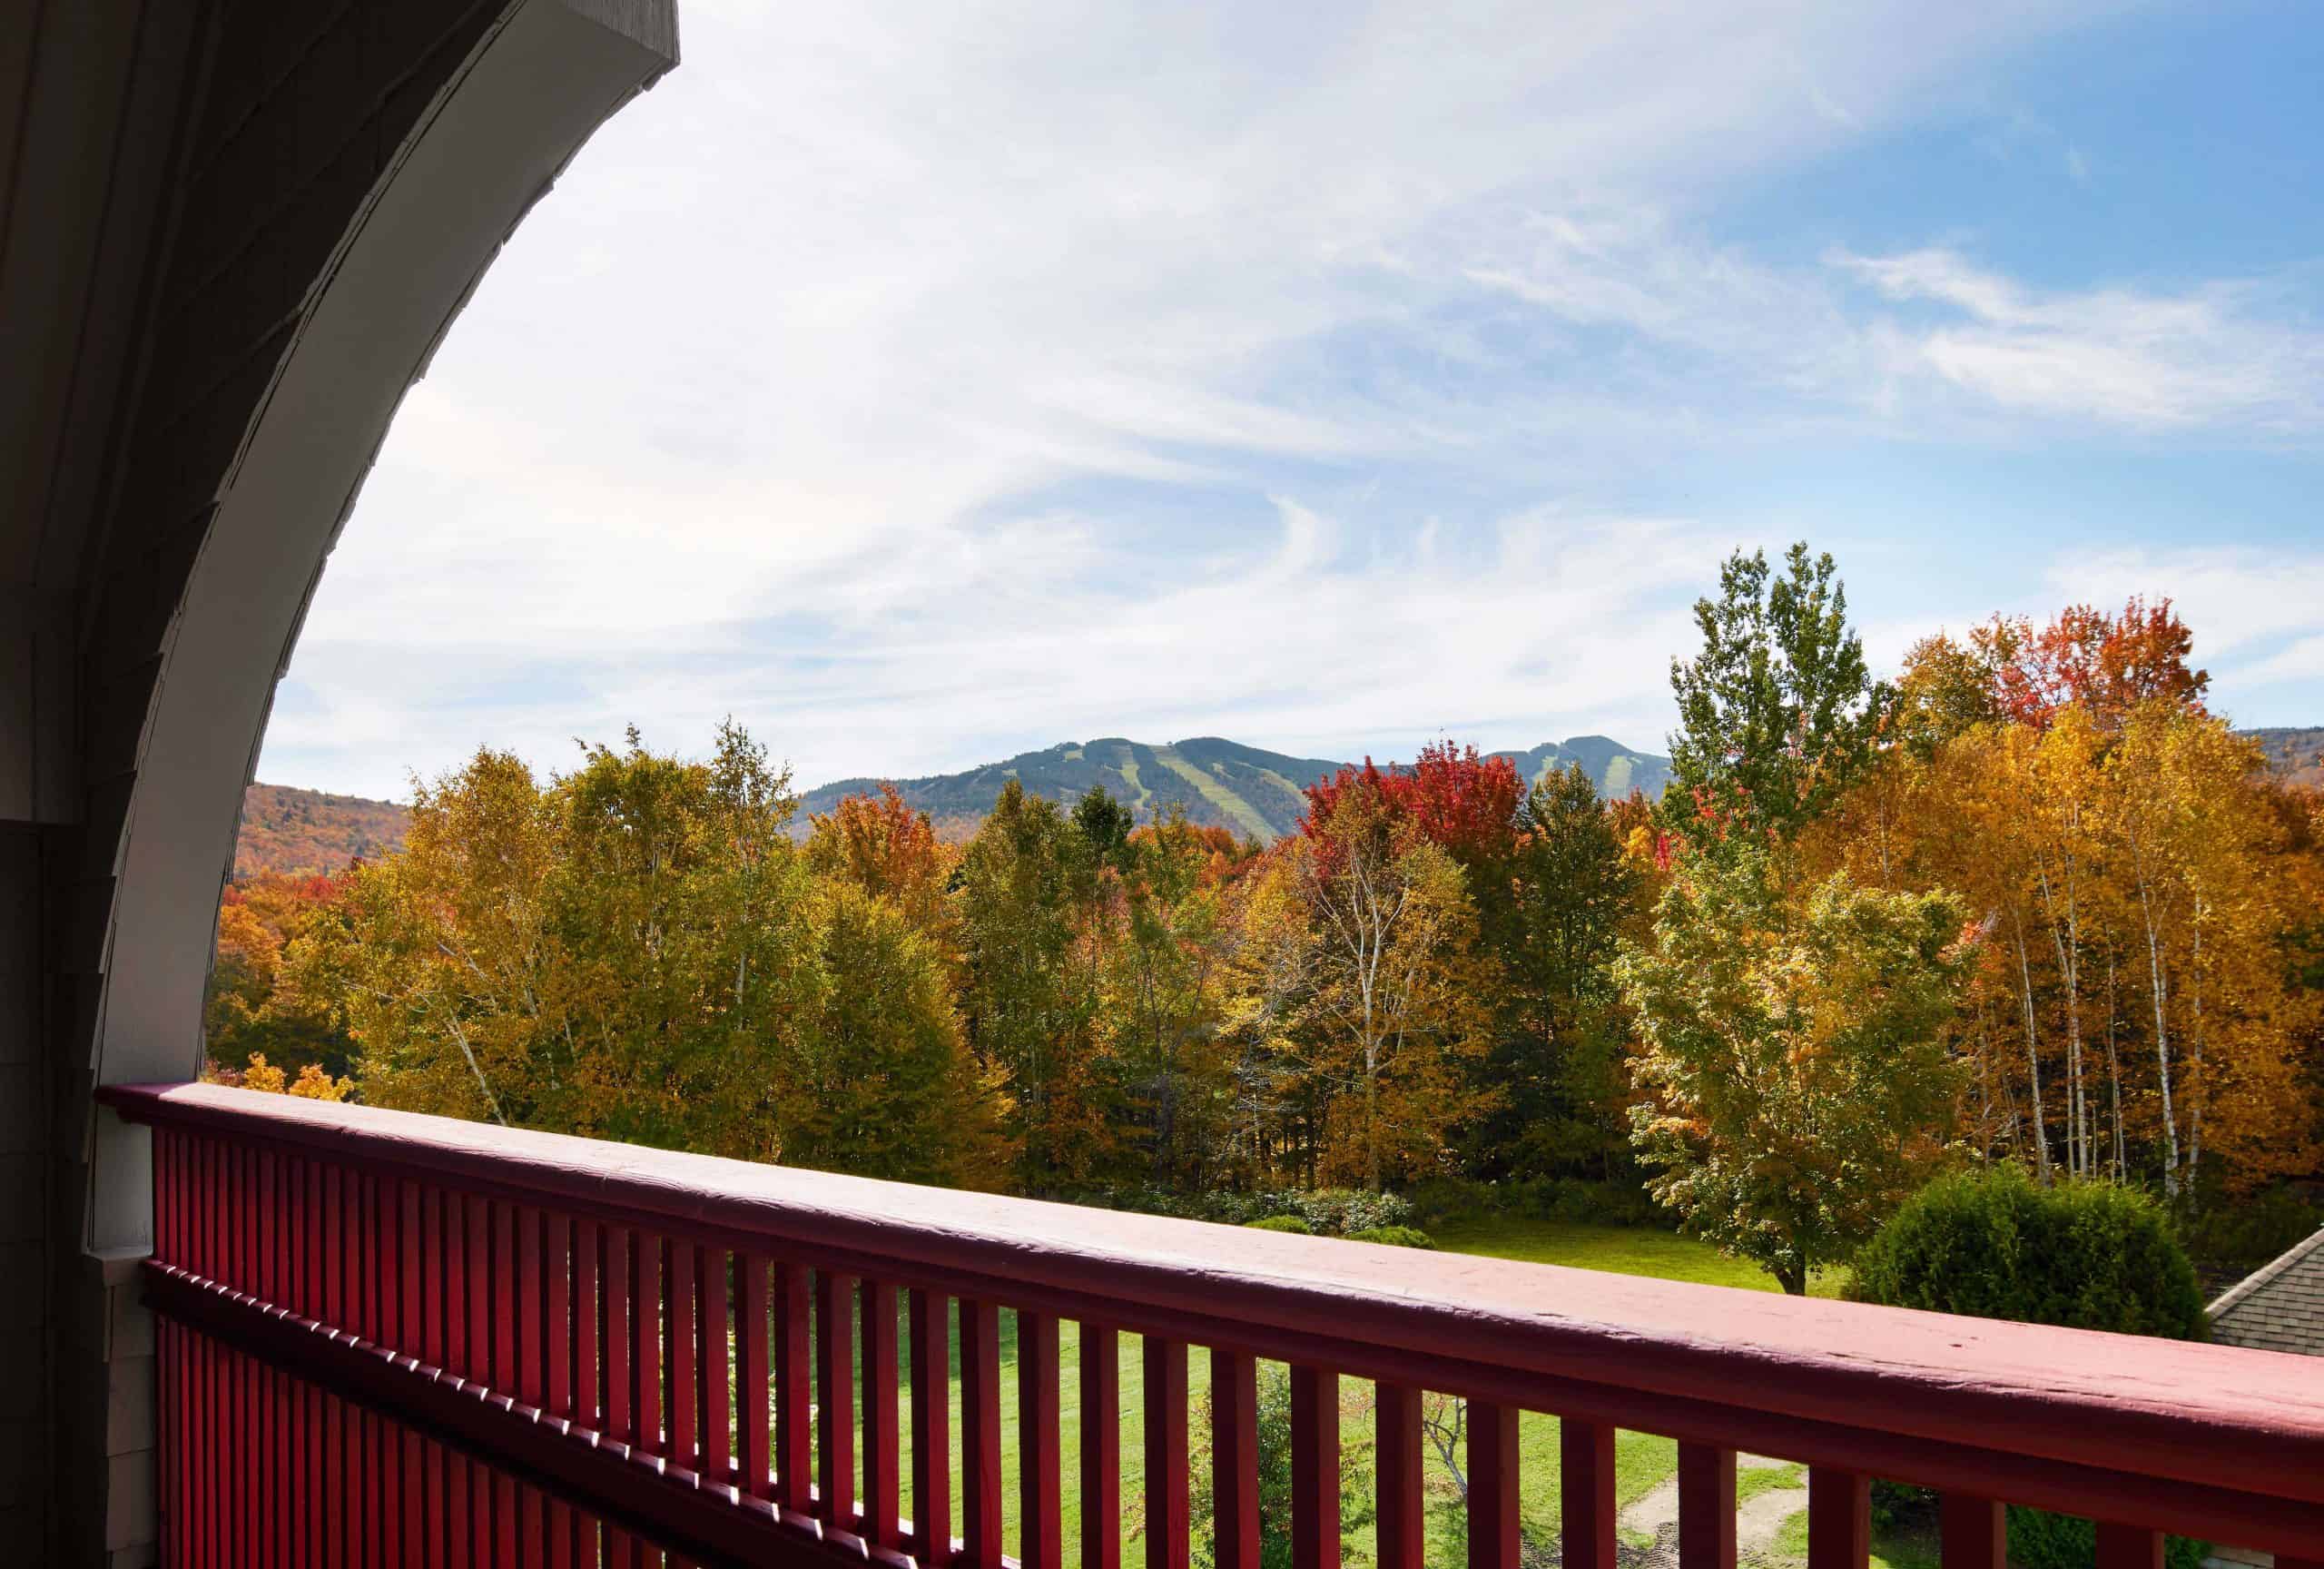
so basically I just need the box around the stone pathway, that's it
[1614,1454,1807,1569]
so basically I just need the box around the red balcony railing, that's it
[102,1081,2324,1569]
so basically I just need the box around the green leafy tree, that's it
[1617,849,1971,1292]
[1668,542,1887,846]
[1072,784,1136,871]
[1188,1364,1373,1569]
[959,780,1112,1181]
[1106,812,1242,1186]
[1467,765,1641,1179]
[785,881,1002,1186]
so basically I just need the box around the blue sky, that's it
[263,0,2324,801]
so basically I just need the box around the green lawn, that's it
[1429,1216,1849,1297]
[841,1217,1848,1568]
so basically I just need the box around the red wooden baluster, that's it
[466,1193,491,1390]
[258,1147,273,1569]
[386,1187,405,1569]
[740,1256,773,1503]
[862,1278,901,1547]
[666,1238,697,1469]
[1143,1337,1190,1569]
[402,1424,426,1569]
[447,1416,468,1569]
[2095,1523,2164,1569]
[497,1465,520,1563]
[634,1229,663,1458]
[399,1179,423,1358]
[1211,1349,1260,1569]
[604,1227,632,1441]
[495,1199,520,1398]
[960,1298,1004,1565]
[573,1221,600,1569]
[601,1225,635,1569]
[910,1288,952,1565]
[817,1270,858,1525]
[574,1219,599,1431]
[428,1439,451,1567]
[247,1150,261,1568]
[1082,1323,1121,1569]
[399,1181,426,1567]
[259,1144,274,1304]
[1467,1401,1520,1569]
[702,1247,732,1492]
[546,1212,575,1561]
[366,1174,387,1569]
[773,1260,811,1513]
[496,1208,521,1563]
[157,1130,175,1565]
[1939,1494,2004,1569]
[516,1207,546,1568]
[471,1194,498,1566]
[1374,1382,1423,1569]
[1679,1444,1737,1569]
[1020,1310,1064,1569]
[1807,1469,1870,1569]
[441,1189,469,1568]
[1289,1367,1338,1569]
[517,1206,545,1409]
[1561,1417,1613,1569]
[419,1185,444,1370]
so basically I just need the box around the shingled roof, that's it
[2209,1225,2324,1356]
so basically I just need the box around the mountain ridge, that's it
[796,733,1675,842]
[235,725,2324,874]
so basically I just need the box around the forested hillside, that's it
[2248,726,2324,788]
[231,735,1671,877]
[234,784,410,879]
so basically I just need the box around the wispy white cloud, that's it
[264,0,2324,799]
[1835,250,2324,429]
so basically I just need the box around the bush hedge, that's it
[1403,1176,1665,1230]
[1059,1185,1414,1238]
[1847,1164,2205,1337]
[1245,1214,1313,1235]
[2004,1506,2207,1569]
[1853,1165,2207,1569]
[1346,1225,1436,1249]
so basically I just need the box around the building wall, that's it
[0,3,677,1561]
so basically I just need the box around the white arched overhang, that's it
[87,0,679,1255]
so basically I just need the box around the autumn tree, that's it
[1984,597,2208,732]
[1618,848,1971,1292]
[805,782,956,933]
[1251,767,1494,1190]
[206,873,356,1081]
[1103,812,1247,1186]
[308,724,1000,1183]
[1668,543,1887,847]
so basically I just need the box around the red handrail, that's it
[103,1081,2324,1568]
